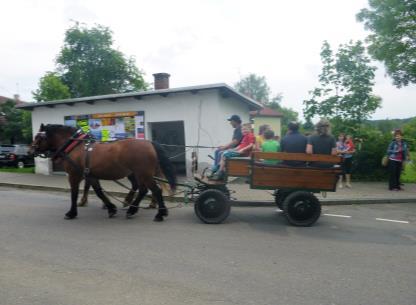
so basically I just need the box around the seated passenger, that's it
[255,124,271,151]
[306,119,337,168]
[210,123,255,180]
[211,114,243,173]
[261,129,280,165]
[280,122,307,166]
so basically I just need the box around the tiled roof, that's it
[250,106,283,117]
[0,95,27,105]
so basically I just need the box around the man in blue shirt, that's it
[211,114,243,172]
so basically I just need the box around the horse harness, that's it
[52,130,94,178]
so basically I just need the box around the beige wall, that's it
[252,117,281,138]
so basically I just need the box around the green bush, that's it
[401,152,416,183]
[351,127,391,181]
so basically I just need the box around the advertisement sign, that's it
[64,111,145,141]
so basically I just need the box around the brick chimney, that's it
[13,94,20,102]
[153,73,170,90]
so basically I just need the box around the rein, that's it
[48,130,93,176]
[52,130,90,161]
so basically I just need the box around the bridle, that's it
[32,131,50,158]
[32,129,90,159]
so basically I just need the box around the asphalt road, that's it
[0,187,415,305]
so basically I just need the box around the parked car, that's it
[0,144,34,168]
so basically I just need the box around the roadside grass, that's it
[0,167,35,174]
[401,152,416,183]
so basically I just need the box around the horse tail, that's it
[156,171,174,196]
[151,141,177,191]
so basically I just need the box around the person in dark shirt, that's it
[211,114,243,172]
[280,122,307,166]
[306,119,337,167]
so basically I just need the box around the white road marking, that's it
[376,218,409,224]
[323,213,352,218]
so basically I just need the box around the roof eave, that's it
[17,83,263,111]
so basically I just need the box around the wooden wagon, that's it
[192,152,342,226]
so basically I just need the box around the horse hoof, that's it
[108,211,117,218]
[126,212,135,219]
[64,214,77,220]
[153,215,164,222]
[161,209,169,217]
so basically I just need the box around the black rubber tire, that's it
[194,189,230,224]
[282,191,321,226]
[274,189,291,210]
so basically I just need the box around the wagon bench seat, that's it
[225,152,342,192]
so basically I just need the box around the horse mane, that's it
[45,124,77,137]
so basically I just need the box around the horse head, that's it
[30,124,75,158]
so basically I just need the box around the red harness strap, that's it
[64,133,89,154]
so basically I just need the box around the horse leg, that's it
[126,184,148,218]
[66,175,81,219]
[78,179,90,207]
[147,181,168,222]
[123,174,139,207]
[89,178,117,218]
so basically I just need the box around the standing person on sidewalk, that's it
[387,129,409,191]
[343,135,355,188]
[336,133,347,188]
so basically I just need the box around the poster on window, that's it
[64,111,145,141]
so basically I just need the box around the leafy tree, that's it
[266,96,299,135]
[235,73,271,104]
[303,40,381,125]
[357,0,416,87]
[0,100,31,144]
[37,22,148,99]
[402,117,416,150]
[235,73,299,135]
[32,72,71,102]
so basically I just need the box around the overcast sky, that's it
[0,0,415,120]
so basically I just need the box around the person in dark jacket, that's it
[280,122,307,166]
[306,119,337,168]
[387,129,409,191]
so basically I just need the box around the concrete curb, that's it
[1,182,415,206]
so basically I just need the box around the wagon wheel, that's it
[282,191,321,226]
[194,189,230,224]
[274,189,291,210]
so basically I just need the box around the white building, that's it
[20,73,262,176]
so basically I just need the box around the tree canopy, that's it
[32,72,71,102]
[303,40,381,127]
[0,100,32,144]
[234,74,271,104]
[34,23,148,101]
[357,0,416,87]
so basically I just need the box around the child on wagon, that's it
[261,129,280,165]
[210,123,255,180]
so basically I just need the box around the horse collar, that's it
[63,133,89,154]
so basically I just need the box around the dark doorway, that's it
[150,121,186,175]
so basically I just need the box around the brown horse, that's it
[31,124,176,221]
[79,174,158,209]
[79,174,138,207]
